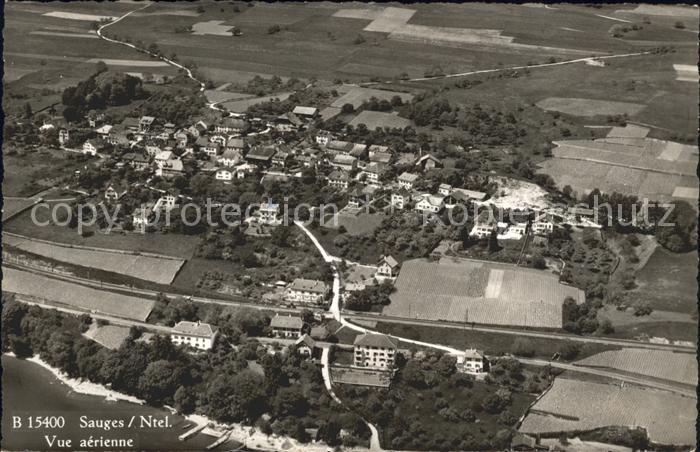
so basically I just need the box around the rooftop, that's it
[354,333,399,349]
[288,278,328,293]
[173,321,216,337]
[270,314,303,329]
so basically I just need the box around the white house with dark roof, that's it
[455,349,488,374]
[391,188,411,210]
[171,321,217,350]
[258,201,281,225]
[270,314,304,338]
[414,194,445,214]
[217,148,241,167]
[284,279,329,306]
[215,169,233,181]
[397,172,419,190]
[315,130,334,146]
[415,153,442,171]
[295,334,318,357]
[376,255,400,281]
[139,116,155,132]
[327,170,350,190]
[353,333,399,370]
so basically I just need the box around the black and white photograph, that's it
[1,1,698,451]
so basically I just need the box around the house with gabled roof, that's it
[217,148,241,167]
[353,333,399,370]
[295,334,318,357]
[415,153,442,170]
[171,320,217,351]
[270,314,304,338]
[139,116,155,132]
[284,279,329,306]
[327,170,350,190]
[292,106,318,119]
[397,172,419,190]
[376,255,400,281]
[245,145,276,167]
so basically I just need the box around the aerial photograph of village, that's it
[1,1,698,451]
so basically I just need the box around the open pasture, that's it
[575,348,697,386]
[3,267,155,322]
[348,110,412,129]
[632,247,698,314]
[385,257,585,329]
[519,378,696,446]
[536,97,645,117]
[4,235,185,285]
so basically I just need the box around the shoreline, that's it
[3,353,359,451]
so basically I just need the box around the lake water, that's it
[1,355,241,451]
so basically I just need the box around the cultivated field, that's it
[519,378,696,446]
[4,235,185,285]
[632,247,699,314]
[537,136,699,201]
[575,349,697,386]
[3,267,155,322]
[535,97,646,117]
[385,257,585,329]
[348,110,412,129]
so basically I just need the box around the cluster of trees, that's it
[400,97,526,147]
[237,75,306,97]
[2,299,368,448]
[62,72,146,122]
[562,297,609,334]
[337,351,519,450]
[139,90,205,125]
[359,95,404,112]
[344,282,394,311]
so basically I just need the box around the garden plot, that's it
[4,235,185,285]
[575,349,697,386]
[673,64,699,83]
[348,111,412,129]
[192,20,234,36]
[520,378,696,446]
[3,267,155,322]
[536,97,646,117]
[386,257,584,328]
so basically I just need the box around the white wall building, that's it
[171,321,217,351]
[353,333,399,370]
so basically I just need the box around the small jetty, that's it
[178,424,205,441]
[206,430,231,450]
